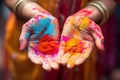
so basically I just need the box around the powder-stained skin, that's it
[19,7,60,70]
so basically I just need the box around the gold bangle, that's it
[13,0,35,19]
[96,1,109,25]
[87,1,109,25]
[17,0,30,19]
[13,0,24,18]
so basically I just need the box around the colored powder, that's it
[38,34,59,55]
[79,17,91,30]
[63,38,85,54]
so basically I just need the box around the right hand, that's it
[58,15,104,69]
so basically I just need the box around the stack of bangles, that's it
[87,0,109,25]
[13,0,109,25]
[13,0,35,19]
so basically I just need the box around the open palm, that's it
[58,16,104,69]
[19,13,60,70]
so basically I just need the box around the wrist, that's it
[22,2,51,20]
[14,0,49,20]
[84,6,102,23]
[74,0,115,25]
[21,2,41,20]
[74,6,102,23]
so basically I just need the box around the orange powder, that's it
[63,38,85,54]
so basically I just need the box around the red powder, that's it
[38,35,59,55]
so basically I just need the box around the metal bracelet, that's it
[87,1,109,25]
[13,0,24,18]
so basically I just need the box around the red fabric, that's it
[116,0,120,3]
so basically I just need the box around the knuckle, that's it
[19,37,24,42]
[53,17,58,22]
[101,36,104,41]
[66,16,73,21]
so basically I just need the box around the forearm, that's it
[4,0,17,11]
[88,0,116,23]
[19,2,46,20]
[101,0,116,15]
[4,0,47,20]
[74,0,116,24]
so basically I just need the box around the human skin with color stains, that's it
[58,10,104,69]
[19,6,104,70]
[19,7,60,71]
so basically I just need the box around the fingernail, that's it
[101,44,104,50]
[19,44,23,51]
[67,64,73,69]
[43,64,51,71]
[20,40,28,51]
[67,63,74,69]
[75,58,84,66]
[52,62,59,70]
[19,41,25,51]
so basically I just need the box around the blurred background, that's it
[0,0,120,80]
[0,0,10,80]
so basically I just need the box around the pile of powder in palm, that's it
[63,38,85,54]
[38,35,59,55]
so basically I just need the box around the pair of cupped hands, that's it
[19,9,104,71]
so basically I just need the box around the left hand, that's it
[58,15,104,69]
[19,12,60,71]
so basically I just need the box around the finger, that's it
[75,56,85,66]
[37,52,52,71]
[57,17,74,62]
[51,18,60,40]
[95,37,104,50]
[41,57,52,71]
[75,47,92,65]
[58,41,65,63]
[61,18,74,37]
[46,55,59,70]
[61,52,72,65]
[19,22,32,50]
[67,53,81,69]
[28,48,42,64]
[53,53,61,64]
[89,21,104,50]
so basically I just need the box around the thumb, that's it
[19,24,31,51]
[90,21,104,50]
[95,37,104,50]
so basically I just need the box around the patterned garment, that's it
[4,0,118,80]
